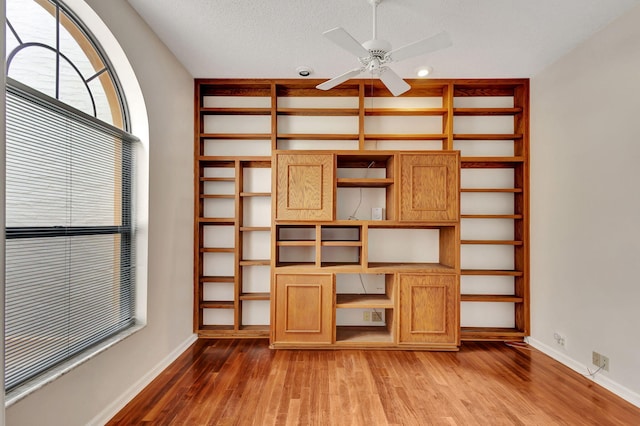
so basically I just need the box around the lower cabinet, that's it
[273,274,333,344]
[398,273,459,347]
[272,272,459,349]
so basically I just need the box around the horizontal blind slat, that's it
[4,85,137,391]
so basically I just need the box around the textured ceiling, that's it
[126,0,640,80]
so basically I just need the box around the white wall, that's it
[4,0,195,424]
[530,4,640,405]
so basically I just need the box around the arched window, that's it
[4,0,138,393]
[6,0,128,129]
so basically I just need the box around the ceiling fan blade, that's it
[387,31,452,63]
[316,68,363,91]
[323,27,370,58]
[379,67,410,97]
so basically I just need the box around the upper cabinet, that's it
[275,150,459,224]
[275,152,335,221]
[399,152,459,222]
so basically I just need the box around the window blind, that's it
[4,79,137,391]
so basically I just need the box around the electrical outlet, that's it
[592,351,610,371]
[553,332,566,347]
[601,355,610,371]
[363,311,371,322]
[371,311,382,322]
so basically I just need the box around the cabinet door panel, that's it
[399,153,459,221]
[399,274,458,345]
[276,153,334,221]
[274,274,333,343]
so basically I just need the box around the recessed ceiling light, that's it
[416,66,433,77]
[296,66,313,77]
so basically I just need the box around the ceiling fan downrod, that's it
[363,0,391,61]
[370,0,381,40]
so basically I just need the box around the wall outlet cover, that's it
[371,207,384,221]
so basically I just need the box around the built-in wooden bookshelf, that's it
[194,78,529,343]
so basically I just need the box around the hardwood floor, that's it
[107,339,640,425]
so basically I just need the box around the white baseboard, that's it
[88,333,198,426]
[527,337,640,408]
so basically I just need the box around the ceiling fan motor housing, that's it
[361,39,392,71]
[362,39,391,58]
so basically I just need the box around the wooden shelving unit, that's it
[194,83,274,337]
[454,80,529,341]
[270,149,459,350]
[194,78,529,343]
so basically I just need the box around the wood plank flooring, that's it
[107,339,640,425]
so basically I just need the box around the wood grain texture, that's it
[108,339,640,425]
[399,153,459,222]
[398,274,458,346]
[275,153,334,221]
[274,274,333,344]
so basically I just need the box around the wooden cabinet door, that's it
[275,153,334,221]
[399,153,459,222]
[274,274,333,344]
[398,273,458,345]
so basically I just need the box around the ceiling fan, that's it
[316,0,452,96]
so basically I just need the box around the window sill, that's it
[5,322,146,407]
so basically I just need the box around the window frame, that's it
[4,0,140,395]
